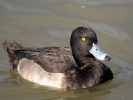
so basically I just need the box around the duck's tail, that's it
[2,40,23,72]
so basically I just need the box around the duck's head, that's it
[70,27,111,62]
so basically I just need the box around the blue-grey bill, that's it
[89,43,111,61]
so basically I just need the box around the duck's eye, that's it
[82,38,86,42]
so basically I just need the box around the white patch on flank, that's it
[17,58,66,88]
[89,43,109,60]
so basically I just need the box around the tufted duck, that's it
[2,27,113,89]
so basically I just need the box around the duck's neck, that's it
[72,49,97,70]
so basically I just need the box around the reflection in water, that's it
[0,0,133,100]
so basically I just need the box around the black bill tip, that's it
[105,55,111,61]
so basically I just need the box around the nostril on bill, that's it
[105,55,111,61]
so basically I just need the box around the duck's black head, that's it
[70,27,111,67]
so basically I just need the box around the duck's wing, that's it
[14,47,78,73]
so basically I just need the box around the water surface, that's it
[0,0,133,100]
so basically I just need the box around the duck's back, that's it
[15,47,77,73]
[2,41,77,73]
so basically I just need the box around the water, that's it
[0,0,133,100]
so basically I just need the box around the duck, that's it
[2,27,113,89]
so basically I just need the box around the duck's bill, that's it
[89,43,111,61]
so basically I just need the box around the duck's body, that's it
[2,27,113,89]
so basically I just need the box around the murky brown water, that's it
[0,0,133,100]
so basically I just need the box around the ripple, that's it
[0,0,54,14]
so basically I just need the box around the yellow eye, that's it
[82,38,86,41]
